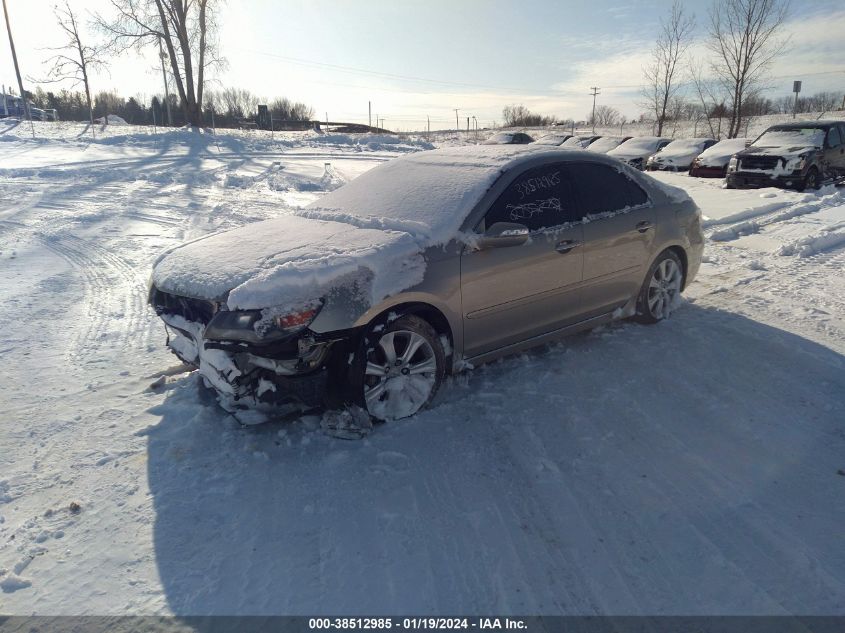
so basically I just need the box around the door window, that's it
[568,162,649,217]
[484,164,579,232]
[827,126,842,148]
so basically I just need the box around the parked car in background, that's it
[726,121,845,191]
[149,146,703,424]
[561,135,601,148]
[30,107,45,121]
[586,136,632,154]
[607,137,672,170]
[646,138,717,172]
[689,138,749,178]
[482,131,534,145]
[534,133,573,146]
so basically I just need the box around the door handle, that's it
[555,240,581,253]
[636,220,654,233]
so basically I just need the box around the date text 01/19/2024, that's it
[308,618,528,630]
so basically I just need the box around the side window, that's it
[484,164,579,232]
[568,163,649,217]
[827,127,841,148]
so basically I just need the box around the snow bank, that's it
[776,223,845,257]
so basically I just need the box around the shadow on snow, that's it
[143,303,845,615]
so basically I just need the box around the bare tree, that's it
[37,2,105,134]
[589,104,622,127]
[641,0,695,136]
[96,0,221,127]
[707,0,790,138]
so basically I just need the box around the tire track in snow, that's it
[36,231,151,366]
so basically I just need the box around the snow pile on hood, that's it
[153,146,544,310]
[152,215,425,310]
[697,138,748,167]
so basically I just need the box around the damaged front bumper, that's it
[149,287,352,417]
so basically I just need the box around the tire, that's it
[350,314,445,422]
[799,167,820,192]
[635,250,685,325]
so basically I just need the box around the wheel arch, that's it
[363,301,456,371]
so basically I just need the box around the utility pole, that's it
[466,116,470,134]
[326,111,329,133]
[158,35,172,126]
[589,86,600,133]
[2,83,7,116]
[427,115,430,139]
[453,108,460,134]
[2,0,34,138]
[368,100,371,129]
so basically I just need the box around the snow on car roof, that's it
[298,145,551,243]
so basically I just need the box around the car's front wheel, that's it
[635,250,685,324]
[800,167,820,192]
[354,314,445,421]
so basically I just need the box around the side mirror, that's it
[475,222,529,250]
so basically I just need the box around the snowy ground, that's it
[1,122,844,615]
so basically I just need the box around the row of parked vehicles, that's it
[484,119,845,192]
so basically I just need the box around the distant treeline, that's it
[25,86,315,128]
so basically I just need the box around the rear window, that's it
[568,163,649,216]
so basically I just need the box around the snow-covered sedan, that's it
[607,136,672,170]
[585,136,631,154]
[534,133,573,146]
[688,138,749,178]
[149,146,704,423]
[482,131,534,145]
[646,138,716,172]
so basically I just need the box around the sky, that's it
[2,0,844,131]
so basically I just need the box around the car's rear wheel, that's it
[635,250,685,324]
[354,315,445,422]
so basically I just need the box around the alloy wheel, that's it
[363,330,438,420]
[647,258,683,320]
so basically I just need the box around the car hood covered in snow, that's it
[651,139,713,164]
[607,138,669,160]
[696,138,748,167]
[739,144,819,159]
[153,145,546,310]
[152,215,424,310]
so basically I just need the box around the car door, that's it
[460,163,584,358]
[571,162,656,318]
[826,126,845,176]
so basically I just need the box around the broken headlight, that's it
[205,300,323,343]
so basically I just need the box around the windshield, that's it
[662,139,706,153]
[535,135,567,146]
[561,137,586,147]
[587,137,623,152]
[699,138,747,157]
[615,137,662,152]
[753,128,825,148]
